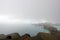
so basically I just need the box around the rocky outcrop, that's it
[36,32,58,40]
[43,23,58,34]
[0,32,60,40]
[0,34,6,39]
[32,33,43,40]
[6,33,20,40]
[21,33,31,40]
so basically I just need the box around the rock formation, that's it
[36,32,58,40]
[0,32,59,40]
[43,23,58,34]
[0,34,6,39]
[6,33,20,40]
[21,33,31,40]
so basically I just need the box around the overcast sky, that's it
[0,0,60,24]
[0,0,60,35]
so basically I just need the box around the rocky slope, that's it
[0,32,60,40]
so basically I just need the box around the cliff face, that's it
[0,32,59,40]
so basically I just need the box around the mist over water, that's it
[0,24,43,36]
[0,24,59,36]
[0,0,60,36]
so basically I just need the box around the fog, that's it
[0,0,60,35]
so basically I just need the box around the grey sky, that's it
[0,0,60,35]
[0,0,60,24]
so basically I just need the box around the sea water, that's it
[0,24,60,36]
